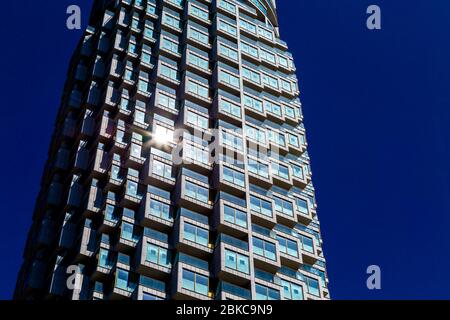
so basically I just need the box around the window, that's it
[187,80,209,99]
[241,41,259,58]
[219,20,237,36]
[248,158,269,179]
[244,95,263,112]
[305,276,320,297]
[219,70,240,88]
[281,280,304,300]
[185,144,209,164]
[281,79,292,92]
[149,199,171,220]
[157,92,177,110]
[277,235,298,257]
[225,250,250,274]
[219,0,236,13]
[296,198,309,215]
[272,162,290,180]
[262,74,279,89]
[126,181,138,197]
[223,167,245,187]
[143,26,154,39]
[255,284,280,300]
[138,79,150,93]
[130,143,142,158]
[284,105,297,119]
[190,4,209,20]
[187,111,209,129]
[258,27,274,41]
[253,237,276,261]
[220,99,241,118]
[268,130,286,147]
[99,249,112,268]
[219,43,238,61]
[240,19,257,34]
[134,109,146,124]
[152,160,172,179]
[292,165,304,180]
[182,269,209,296]
[184,222,209,247]
[121,222,136,242]
[188,52,209,71]
[278,56,289,68]
[160,63,178,81]
[167,0,183,6]
[162,13,181,29]
[219,0,235,12]
[260,49,276,64]
[242,67,261,84]
[223,205,247,228]
[274,196,294,217]
[146,3,156,15]
[128,42,138,55]
[185,181,209,203]
[189,27,210,45]
[299,234,314,253]
[246,126,266,144]
[161,37,179,54]
[131,16,141,31]
[105,204,119,223]
[146,243,171,267]
[265,101,282,117]
[250,195,272,217]
[222,131,243,150]
[116,269,132,291]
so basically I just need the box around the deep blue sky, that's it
[1,0,450,300]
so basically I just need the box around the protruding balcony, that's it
[174,208,213,259]
[212,193,249,239]
[215,281,251,300]
[249,191,277,229]
[171,253,213,300]
[213,234,252,286]
[136,229,172,279]
[174,170,213,215]
[211,161,246,197]
[252,227,281,273]
[140,186,174,232]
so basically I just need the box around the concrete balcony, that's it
[211,162,246,197]
[140,191,174,232]
[143,155,176,190]
[136,235,172,280]
[174,209,213,260]
[212,94,242,126]
[213,235,252,286]
[176,139,212,175]
[252,233,281,273]
[171,256,213,300]
[212,197,249,240]
[249,192,277,229]
[174,175,213,215]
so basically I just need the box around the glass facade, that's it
[14,0,329,301]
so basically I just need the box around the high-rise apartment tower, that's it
[15,0,329,300]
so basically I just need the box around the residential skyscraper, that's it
[15,0,329,300]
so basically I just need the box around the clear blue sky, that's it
[1,0,450,300]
